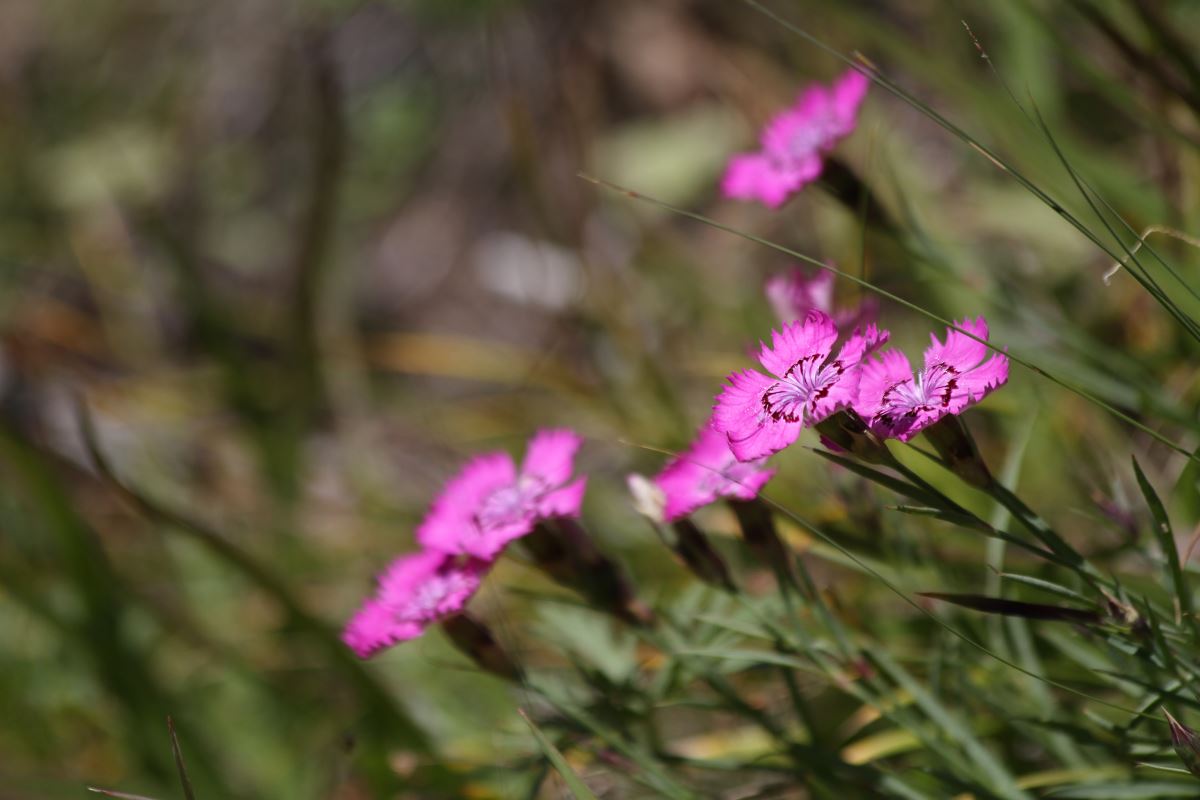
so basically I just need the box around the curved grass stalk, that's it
[1102,225,1200,294]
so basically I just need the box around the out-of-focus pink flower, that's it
[652,424,776,522]
[712,310,889,461]
[855,317,1008,442]
[343,550,489,658]
[722,69,869,208]
[417,429,587,560]
[765,266,878,332]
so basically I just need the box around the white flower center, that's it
[762,354,846,424]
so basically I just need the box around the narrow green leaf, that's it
[520,710,599,800]
[999,573,1091,604]
[1045,783,1200,798]
[918,592,1102,624]
[1133,457,1194,630]
[167,717,196,800]
[869,649,1030,799]
[812,449,947,508]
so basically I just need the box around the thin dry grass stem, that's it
[1103,225,1200,284]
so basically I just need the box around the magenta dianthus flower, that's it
[722,69,869,208]
[765,266,878,331]
[342,550,489,658]
[713,310,889,462]
[417,429,587,560]
[652,423,776,522]
[855,317,1008,442]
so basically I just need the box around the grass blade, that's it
[167,717,197,800]
[1133,457,1195,635]
[519,709,600,800]
[917,593,1102,624]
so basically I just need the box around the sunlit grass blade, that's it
[868,649,1030,800]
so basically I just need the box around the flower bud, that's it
[923,414,992,488]
[1165,710,1200,779]
[671,518,736,593]
[814,410,890,464]
[728,497,793,583]
[441,614,523,683]
[524,521,653,626]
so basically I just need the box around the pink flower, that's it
[722,69,869,208]
[416,429,588,560]
[855,317,1009,442]
[652,423,776,522]
[343,550,489,658]
[712,310,889,461]
[765,266,878,331]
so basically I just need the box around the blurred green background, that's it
[1,0,1199,796]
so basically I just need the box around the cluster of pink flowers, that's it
[343,430,587,657]
[617,68,1004,524]
[344,66,1012,658]
[639,267,1006,523]
[713,308,1005,457]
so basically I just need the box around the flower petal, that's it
[653,427,726,521]
[924,317,990,374]
[757,311,838,378]
[522,428,583,486]
[343,599,423,658]
[956,352,1009,409]
[712,369,775,439]
[723,152,808,208]
[854,348,915,435]
[765,267,835,323]
[833,322,890,368]
[727,416,802,462]
[654,425,776,520]
[537,476,587,519]
[712,369,801,460]
[724,464,777,502]
[343,552,490,658]
[376,550,486,614]
[416,452,516,556]
[830,69,870,135]
[808,367,861,423]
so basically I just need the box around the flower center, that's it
[475,475,546,531]
[761,355,846,424]
[398,571,472,622]
[873,362,960,427]
[786,117,834,159]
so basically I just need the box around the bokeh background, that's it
[2,0,1199,797]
